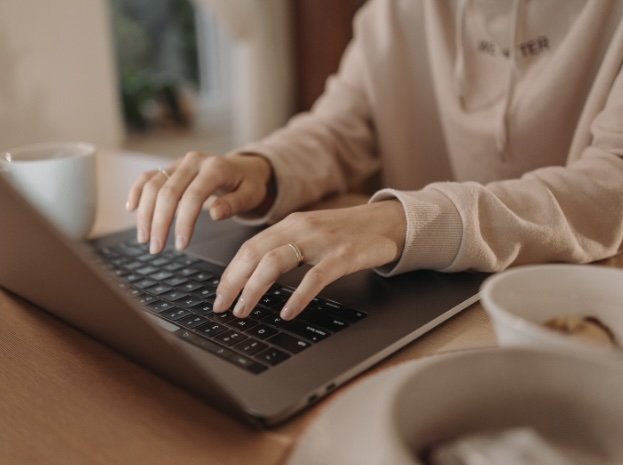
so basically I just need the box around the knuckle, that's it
[286,211,318,229]
[157,184,179,201]
[260,250,282,274]
[181,187,204,204]
[238,240,261,263]
[143,179,160,196]
[183,150,202,163]
[334,243,355,261]
[303,267,327,290]
[204,155,223,169]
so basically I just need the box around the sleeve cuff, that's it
[369,187,464,276]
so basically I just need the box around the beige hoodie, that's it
[237,0,623,276]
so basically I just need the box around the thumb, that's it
[209,184,258,221]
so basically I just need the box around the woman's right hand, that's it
[126,151,275,254]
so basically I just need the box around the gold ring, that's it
[287,242,304,267]
[158,167,171,180]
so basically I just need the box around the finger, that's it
[213,232,283,312]
[135,171,168,244]
[231,245,300,318]
[149,159,203,254]
[210,181,261,221]
[127,170,157,212]
[280,259,346,320]
[173,174,219,251]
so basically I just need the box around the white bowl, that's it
[287,349,623,465]
[480,264,623,359]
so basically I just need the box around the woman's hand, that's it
[213,200,407,320]
[126,151,274,254]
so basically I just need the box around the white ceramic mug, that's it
[1,142,97,239]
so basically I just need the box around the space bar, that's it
[175,329,267,374]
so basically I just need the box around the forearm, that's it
[375,149,623,275]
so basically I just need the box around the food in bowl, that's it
[424,427,578,465]
[543,315,619,349]
[480,264,623,358]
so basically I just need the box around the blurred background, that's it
[0,0,365,158]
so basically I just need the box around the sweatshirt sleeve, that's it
[233,4,381,225]
[371,69,623,276]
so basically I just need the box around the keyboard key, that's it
[190,301,215,315]
[228,354,267,374]
[266,332,311,354]
[111,257,131,267]
[160,290,189,302]
[123,261,143,271]
[146,284,173,295]
[211,311,236,323]
[151,257,170,267]
[195,322,228,337]
[248,306,275,321]
[255,348,290,366]
[191,272,214,282]
[178,315,209,329]
[136,265,159,276]
[116,245,143,257]
[311,301,366,322]
[259,295,285,309]
[177,281,203,293]
[176,330,266,374]
[164,276,188,287]
[214,330,247,346]
[283,321,331,343]
[164,262,185,272]
[270,286,294,299]
[245,324,278,340]
[149,271,174,281]
[123,273,142,283]
[228,318,258,331]
[147,300,176,313]
[262,314,288,328]
[138,294,158,305]
[177,297,204,308]
[134,279,157,290]
[298,309,349,332]
[177,257,201,266]
[178,267,199,277]
[191,287,216,299]
[161,308,192,321]
[234,339,268,356]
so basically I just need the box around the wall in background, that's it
[0,0,123,150]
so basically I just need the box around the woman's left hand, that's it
[212,200,406,320]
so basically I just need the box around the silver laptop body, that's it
[0,173,485,427]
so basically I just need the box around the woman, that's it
[127,0,623,321]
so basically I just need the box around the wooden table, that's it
[0,149,516,464]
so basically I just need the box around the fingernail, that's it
[175,234,187,251]
[150,238,161,254]
[233,298,246,318]
[281,306,294,320]
[137,228,147,243]
[213,294,224,313]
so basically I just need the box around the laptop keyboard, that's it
[95,239,367,375]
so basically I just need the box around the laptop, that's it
[0,172,486,427]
